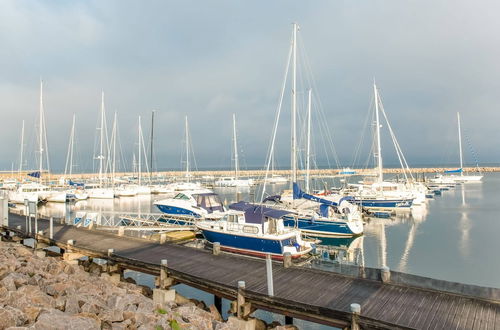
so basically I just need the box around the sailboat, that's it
[133,116,151,194]
[63,114,88,200]
[339,82,420,210]
[215,114,254,187]
[434,112,483,183]
[10,81,67,203]
[166,116,202,191]
[249,23,364,237]
[87,92,115,199]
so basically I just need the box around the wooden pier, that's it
[2,213,499,329]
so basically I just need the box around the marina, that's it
[2,2,500,328]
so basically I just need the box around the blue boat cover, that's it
[293,182,354,206]
[69,180,85,187]
[229,201,294,224]
[28,171,41,178]
[444,168,463,173]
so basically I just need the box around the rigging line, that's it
[298,33,342,169]
[462,127,481,169]
[377,94,411,181]
[351,92,374,169]
[260,33,293,201]
[376,91,414,181]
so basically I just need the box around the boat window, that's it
[243,226,258,234]
[228,214,237,223]
[173,193,190,200]
[208,195,222,207]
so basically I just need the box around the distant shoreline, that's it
[0,166,491,180]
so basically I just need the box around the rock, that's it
[139,285,153,298]
[132,312,157,327]
[209,304,222,322]
[33,309,100,330]
[8,285,55,310]
[255,318,267,330]
[64,296,81,314]
[175,305,213,329]
[0,306,27,328]
[99,309,124,323]
[272,326,299,330]
[174,293,191,306]
[23,306,41,323]
[136,300,154,313]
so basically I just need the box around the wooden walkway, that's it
[3,213,499,329]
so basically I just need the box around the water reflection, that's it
[459,185,471,258]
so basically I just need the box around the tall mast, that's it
[65,114,76,177]
[232,113,239,179]
[305,88,312,192]
[69,114,75,177]
[185,116,190,180]
[291,22,298,185]
[457,112,463,176]
[98,91,105,186]
[111,112,117,186]
[38,80,44,184]
[18,120,25,177]
[373,81,383,183]
[150,110,155,181]
[138,116,142,186]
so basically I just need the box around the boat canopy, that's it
[229,201,294,224]
[293,182,353,206]
[444,168,463,174]
[192,193,224,213]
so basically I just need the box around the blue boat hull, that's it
[283,216,359,237]
[352,198,413,209]
[155,204,202,218]
[200,228,300,258]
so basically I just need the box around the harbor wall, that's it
[0,166,493,181]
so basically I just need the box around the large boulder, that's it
[33,309,100,330]
[0,306,27,328]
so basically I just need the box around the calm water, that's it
[34,173,500,328]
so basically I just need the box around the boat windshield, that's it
[173,193,190,200]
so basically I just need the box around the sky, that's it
[1,0,499,173]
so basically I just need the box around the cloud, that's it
[0,0,498,172]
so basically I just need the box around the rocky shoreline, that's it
[0,240,295,329]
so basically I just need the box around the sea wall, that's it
[0,166,493,180]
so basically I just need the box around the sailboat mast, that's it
[185,116,190,180]
[112,112,117,185]
[150,110,155,181]
[373,82,383,183]
[39,80,44,184]
[291,22,298,185]
[99,91,105,186]
[305,88,312,192]
[457,112,464,176]
[232,113,239,179]
[18,120,25,177]
[138,116,142,186]
[65,114,76,177]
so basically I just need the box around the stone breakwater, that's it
[0,166,492,180]
[0,241,295,330]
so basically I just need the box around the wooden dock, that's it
[2,213,499,329]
